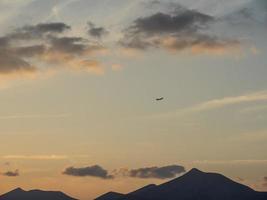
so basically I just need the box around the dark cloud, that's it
[31,23,71,33]
[62,164,185,180]
[142,0,182,12]
[127,10,213,35]
[128,165,185,179]
[0,52,36,74]
[120,37,151,50]
[2,170,19,177]
[88,22,108,39]
[13,45,46,57]
[0,22,105,76]
[47,36,104,56]
[0,37,9,47]
[49,36,89,55]
[149,0,160,6]
[8,22,70,40]
[120,5,239,53]
[63,165,113,179]
[0,42,43,74]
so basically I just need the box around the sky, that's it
[0,0,267,199]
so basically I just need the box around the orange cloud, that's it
[160,36,240,55]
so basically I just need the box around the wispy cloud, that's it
[263,177,267,187]
[0,113,70,120]
[147,90,267,120]
[87,21,108,39]
[184,91,267,113]
[190,159,267,165]
[2,155,68,160]
[2,169,19,177]
[240,105,267,114]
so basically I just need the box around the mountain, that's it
[95,168,267,200]
[128,184,157,196]
[0,188,77,200]
[95,192,124,200]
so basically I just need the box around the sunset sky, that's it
[0,0,267,199]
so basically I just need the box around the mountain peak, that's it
[187,168,205,175]
[9,188,25,193]
[95,191,124,200]
[0,188,77,200]
[189,168,203,173]
[95,169,267,200]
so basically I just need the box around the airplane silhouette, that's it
[156,97,164,101]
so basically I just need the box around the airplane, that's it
[156,97,164,101]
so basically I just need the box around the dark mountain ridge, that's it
[95,168,267,200]
[0,187,77,200]
[95,192,124,200]
[1,169,266,200]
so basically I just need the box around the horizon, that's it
[0,0,267,200]
[1,168,266,200]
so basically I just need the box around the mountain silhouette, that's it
[128,184,157,196]
[95,168,267,200]
[0,188,77,200]
[95,192,124,200]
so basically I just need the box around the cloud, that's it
[0,52,37,75]
[76,60,105,75]
[0,37,9,46]
[12,45,46,57]
[2,169,19,177]
[160,35,239,55]
[8,22,70,40]
[225,0,267,25]
[0,113,70,120]
[87,22,108,39]
[240,105,267,114]
[63,165,114,179]
[126,9,213,35]
[146,0,161,6]
[3,155,68,160]
[127,165,185,179]
[62,164,185,180]
[190,159,267,165]
[185,91,267,113]
[48,36,93,55]
[263,177,267,187]
[0,22,106,78]
[120,4,240,54]
[147,90,267,120]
